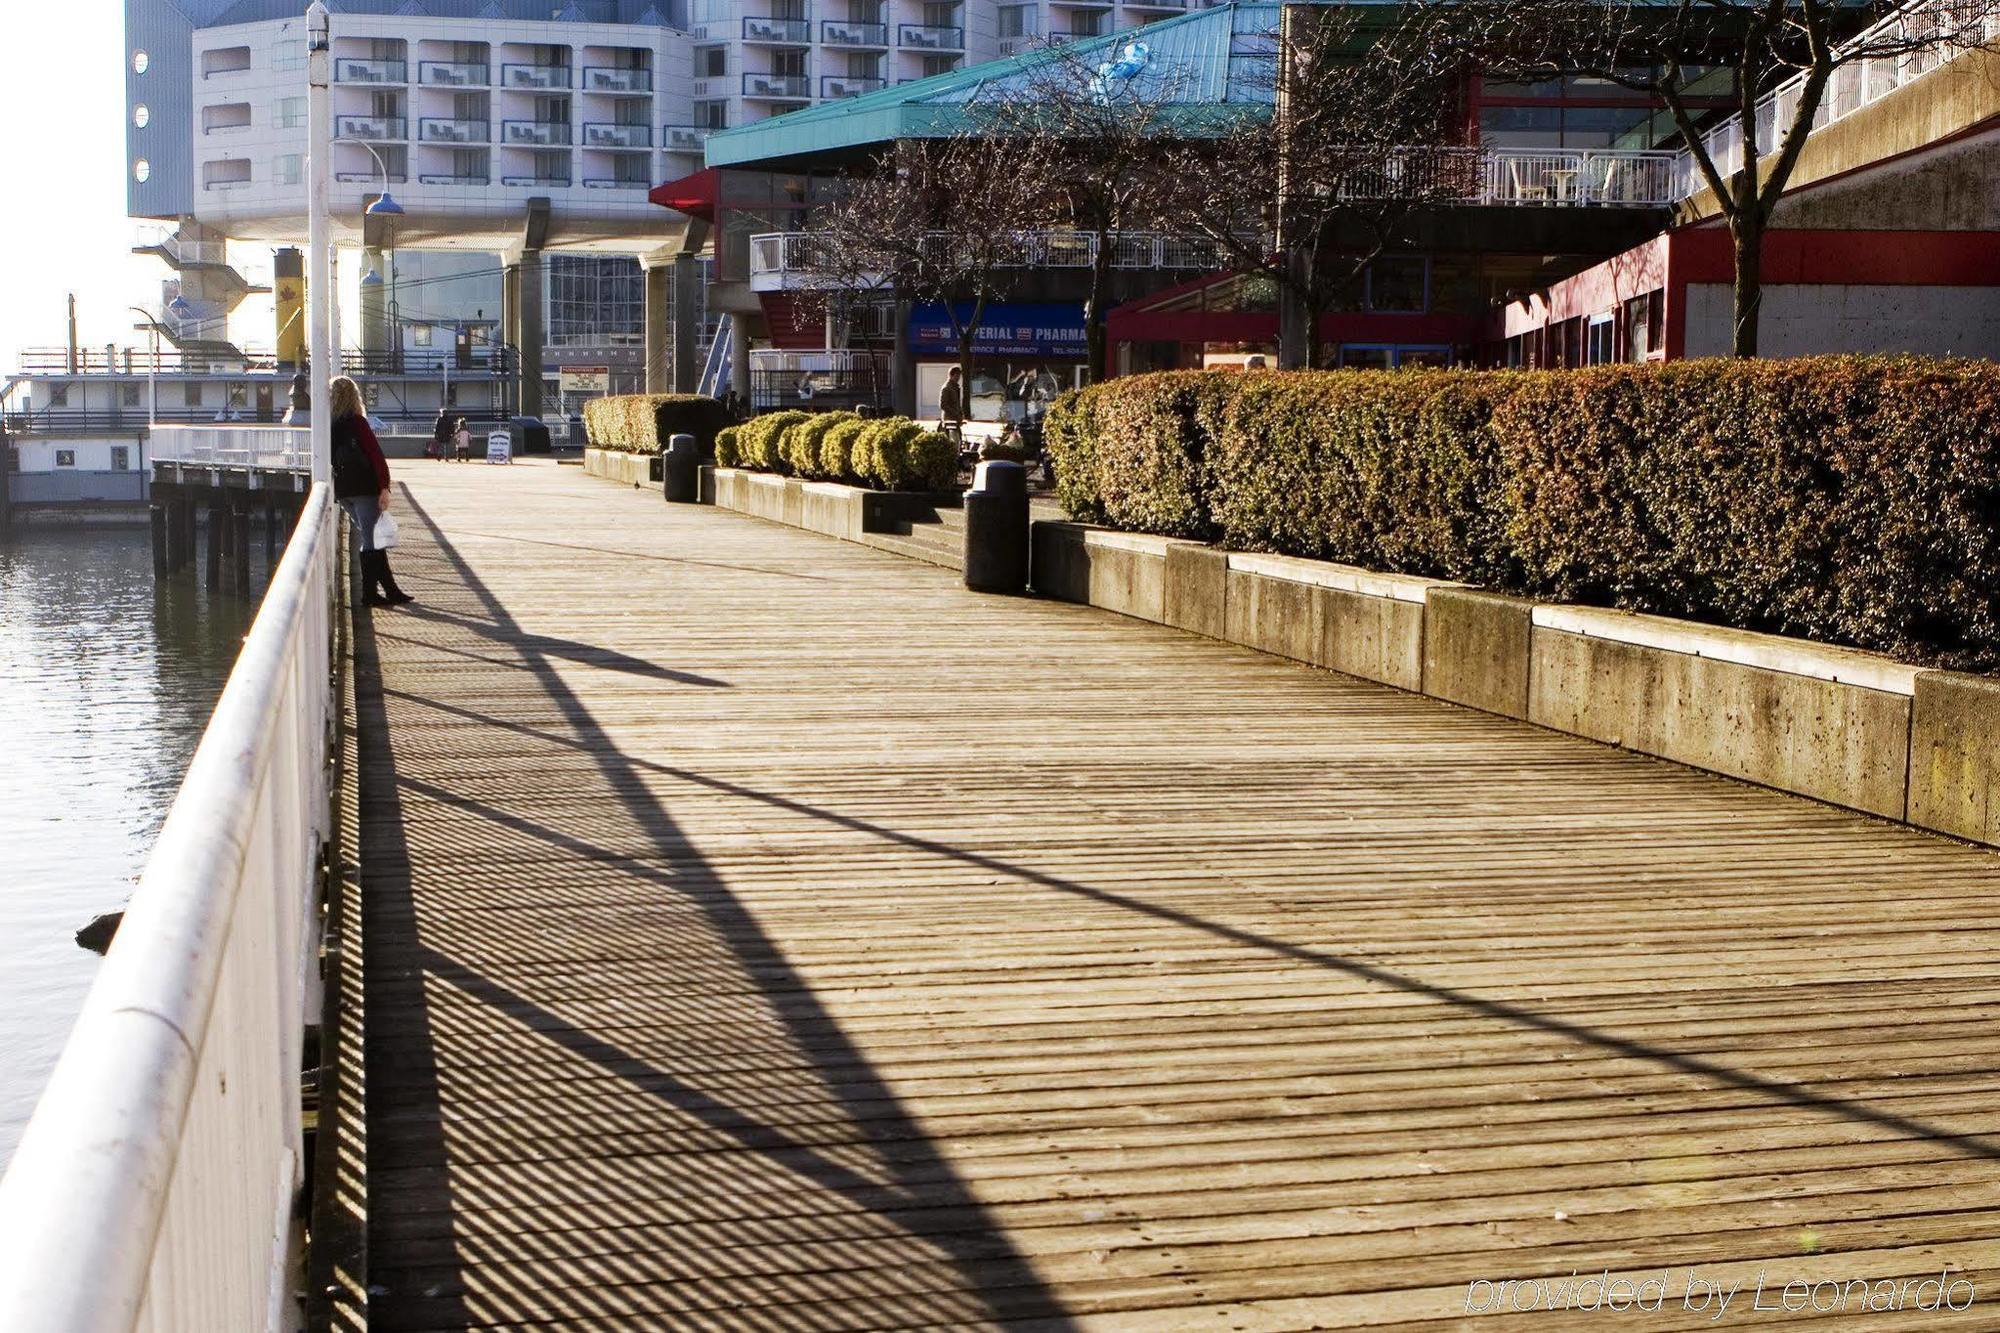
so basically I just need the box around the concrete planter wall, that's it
[583,448,659,488]
[706,467,954,548]
[1029,519,2000,850]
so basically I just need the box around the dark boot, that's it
[378,552,415,605]
[359,550,391,607]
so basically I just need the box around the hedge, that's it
[1045,359,2000,671]
[716,409,960,492]
[582,394,731,456]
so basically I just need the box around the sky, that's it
[0,0,166,375]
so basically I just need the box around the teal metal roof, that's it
[702,2,1281,169]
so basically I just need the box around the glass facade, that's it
[547,254,644,348]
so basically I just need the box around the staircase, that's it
[697,314,735,398]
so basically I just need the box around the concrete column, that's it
[891,298,916,417]
[729,317,751,401]
[642,261,672,394]
[516,250,544,420]
[671,255,703,394]
[359,245,389,359]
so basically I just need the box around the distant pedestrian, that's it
[452,417,472,462]
[431,406,455,461]
[330,375,413,608]
[939,367,965,439]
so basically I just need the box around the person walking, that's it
[938,366,965,441]
[330,375,413,608]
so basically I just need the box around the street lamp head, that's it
[167,296,194,317]
[366,191,405,217]
[360,269,385,287]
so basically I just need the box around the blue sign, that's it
[909,302,1087,359]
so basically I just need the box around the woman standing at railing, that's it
[330,376,413,608]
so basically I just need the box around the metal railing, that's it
[0,474,336,1330]
[1674,4,2000,197]
[133,226,229,267]
[419,172,491,185]
[419,117,489,143]
[822,19,889,44]
[582,66,653,93]
[502,119,572,146]
[899,23,965,48]
[662,124,711,152]
[419,59,488,86]
[749,229,1248,280]
[500,62,572,89]
[742,72,811,98]
[149,424,316,470]
[334,56,407,83]
[822,75,886,98]
[501,174,572,188]
[742,15,812,42]
[583,177,653,189]
[583,122,651,148]
[335,114,406,141]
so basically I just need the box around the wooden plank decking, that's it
[351,459,2000,1330]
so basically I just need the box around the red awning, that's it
[649,167,718,219]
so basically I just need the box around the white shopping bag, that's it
[374,509,400,550]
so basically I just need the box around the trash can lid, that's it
[967,459,1028,499]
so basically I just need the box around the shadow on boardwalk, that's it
[357,490,1078,1330]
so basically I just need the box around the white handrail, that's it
[0,483,338,1332]
[152,424,313,472]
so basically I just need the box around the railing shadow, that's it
[357,489,1074,1329]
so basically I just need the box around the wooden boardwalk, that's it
[349,459,2000,1330]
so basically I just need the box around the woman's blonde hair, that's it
[329,375,363,421]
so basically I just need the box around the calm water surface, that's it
[0,523,266,1166]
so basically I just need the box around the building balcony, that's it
[582,122,651,148]
[419,60,489,86]
[501,119,572,146]
[419,117,489,144]
[500,63,572,90]
[662,124,711,153]
[821,75,885,99]
[334,171,409,184]
[741,16,812,44]
[741,72,810,99]
[335,115,407,141]
[821,19,889,46]
[419,173,490,186]
[582,67,653,94]
[334,57,408,84]
[502,174,572,188]
[898,24,964,50]
[582,178,653,190]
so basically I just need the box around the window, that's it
[134,159,151,183]
[122,383,140,407]
[998,4,1032,36]
[201,46,251,77]
[47,384,69,407]
[1586,312,1616,365]
[696,100,729,129]
[275,97,306,128]
[274,153,302,185]
[55,450,76,467]
[699,46,726,77]
[921,54,959,76]
[413,324,433,348]
[133,104,150,128]
[272,40,306,73]
[772,49,806,77]
[184,382,203,407]
[204,102,251,133]
[1367,257,1428,313]
[111,446,132,472]
[132,50,149,74]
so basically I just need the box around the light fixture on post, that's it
[127,305,163,426]
[333,136,405,218]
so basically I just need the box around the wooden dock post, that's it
[150,505,169,575]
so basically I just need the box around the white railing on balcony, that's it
[151,423,314,471]
[0,479,337,1332]
[1674,3,2000,198]
[136,226,230,267]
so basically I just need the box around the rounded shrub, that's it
[859,420,926,490]
[738,410,808,473]
[822,417,870,482]
[782,410,856,479]
[904,430,959,492]
[713,425,741,467]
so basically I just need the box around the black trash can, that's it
[509,415,552,455]
[662,432,701,503]
[963,460,1030,593]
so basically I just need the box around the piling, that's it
[150,506,169,575]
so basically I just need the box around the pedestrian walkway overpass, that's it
[4,460,2000,1330]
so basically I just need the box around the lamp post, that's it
[307,0,331,484]
[126,306,162,426]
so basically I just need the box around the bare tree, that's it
[1145,3,1480,370]
[968,43,1187,380]
[1475,0,1994,356]
[801,134,1052,416]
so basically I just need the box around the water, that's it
[0,521,267,1167]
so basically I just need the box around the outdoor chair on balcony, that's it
[1506,158,1552,204]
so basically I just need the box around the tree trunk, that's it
[1730,212,1763,358]
[1085,237,1111,383]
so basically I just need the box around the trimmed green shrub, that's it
[738,410,808,472]
[822,418,870,482]
[857,420,926,490]
[1054,359,2000,670]
[904,430,959,492]
[781,410,856,478]
[581,394,730,455]
[714,425,741,468]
